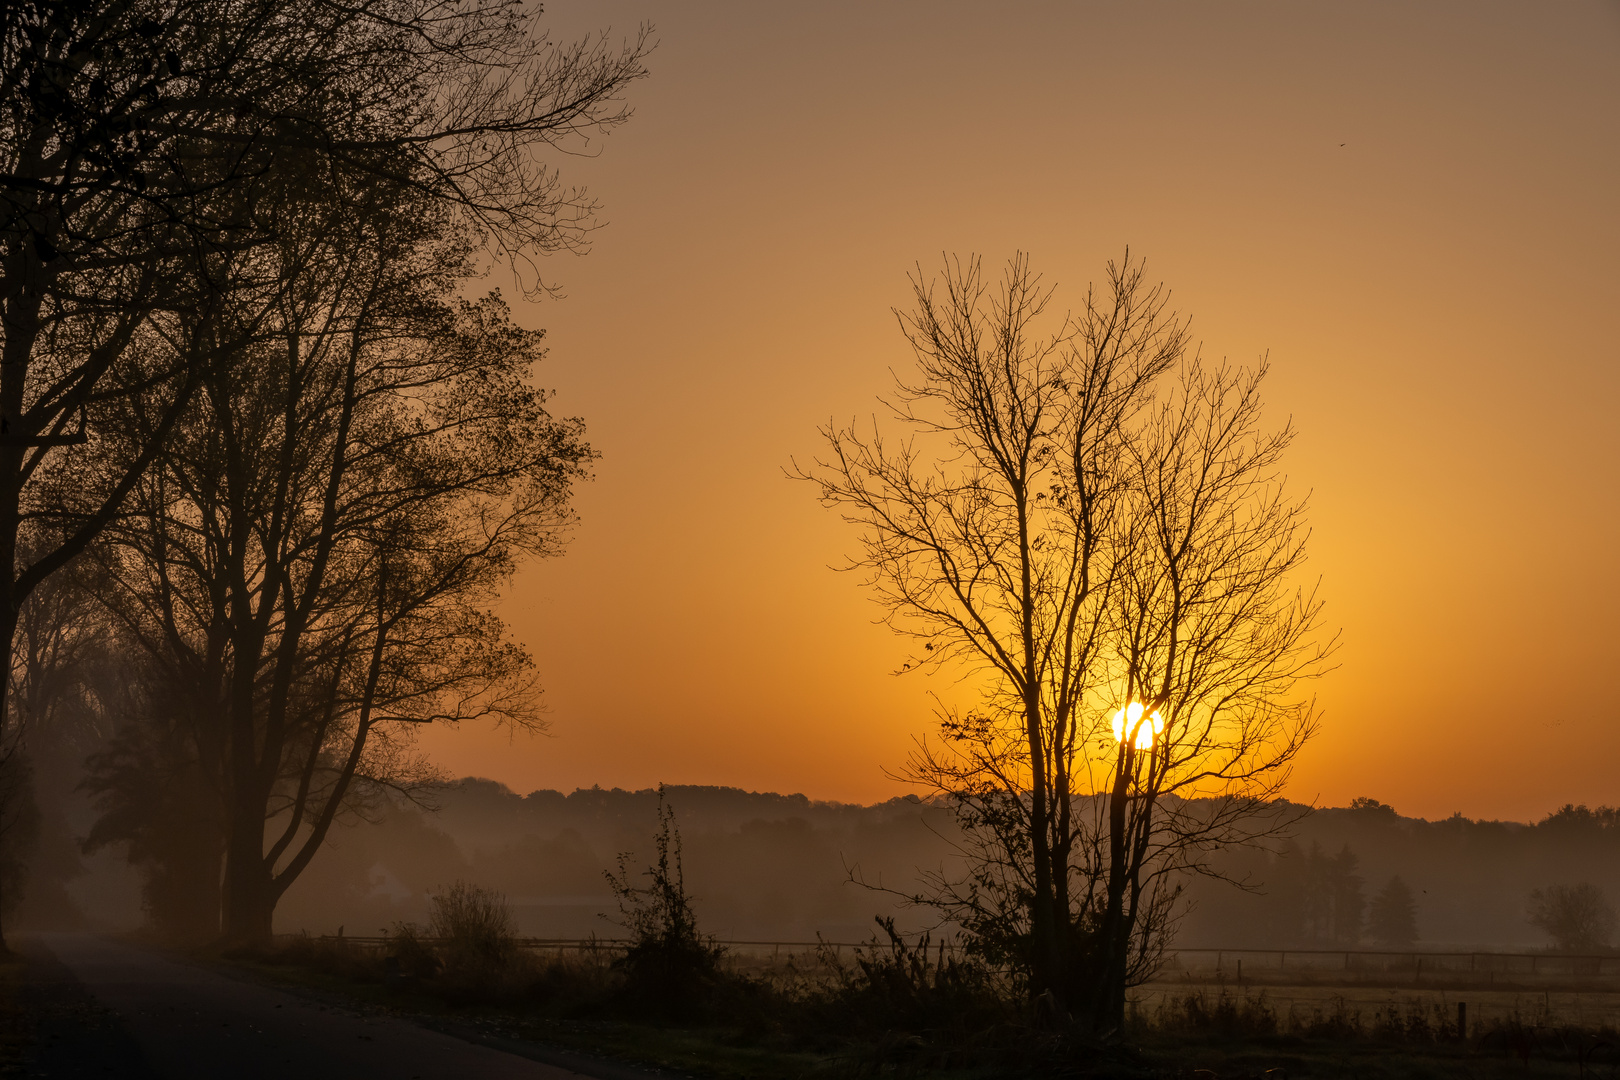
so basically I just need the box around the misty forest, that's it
[0,2,1615,1079]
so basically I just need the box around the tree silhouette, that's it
[800,253,1331,1029]
[83,174,591,942]
[1366,875,1418,948]
[1296,843,1363,946]
[0,0,648,946]
[1528,883,1616,953]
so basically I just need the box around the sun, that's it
[1111,702,1164,750]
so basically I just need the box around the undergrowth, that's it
[250,931,1620,1078]
[241,802,1620,1077]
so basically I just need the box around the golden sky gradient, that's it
[417,0,1620,822]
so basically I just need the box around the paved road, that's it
[24,933,644,1079]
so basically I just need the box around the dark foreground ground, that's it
[0,934,664,1079]
[2,936,1615,1080]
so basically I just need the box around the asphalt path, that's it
[24,933,658,1080]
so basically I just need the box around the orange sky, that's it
[417,0,1620,823]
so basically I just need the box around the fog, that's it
[272,782,964,943]
[1180,800,1620,951]
[20,776,1618,954]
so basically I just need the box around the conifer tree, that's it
[1367,875,1419,948]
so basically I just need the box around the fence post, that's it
[1458,1001,1467,1040]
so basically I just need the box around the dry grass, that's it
[241,935,1620,1079]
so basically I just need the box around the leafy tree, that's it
[84,169,591,942]
[1538,804,1620,832]
[1527,882,1616,953]
[1348,796,1399,820]
[1366,875,1418,948]
[0,0,648,946]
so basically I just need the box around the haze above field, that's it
[235,782,1616,953]
[415,0,1620,821]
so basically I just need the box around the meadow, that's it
[224,927,1620,1080]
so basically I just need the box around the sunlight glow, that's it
[1111,702,1164,750]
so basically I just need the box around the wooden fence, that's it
[285,934,1620,987]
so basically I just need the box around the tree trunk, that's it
[221,817,275,945]
[0,488,21,956]
[1091,762,1134,1031]
[1024,689,1061,1005]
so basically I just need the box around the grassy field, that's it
[1134,979,1620,1030]
[204,938,1620,1080]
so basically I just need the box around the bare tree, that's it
[799,253,1331,1028]
[1077,358,1329,1028]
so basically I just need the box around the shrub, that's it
[422,880,527,1001]
[428,879,518,966]
[813,916,1008,1038]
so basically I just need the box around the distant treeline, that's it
[1181,799,1620,950]
[271,781,966,943]
[281,787,1620,951]
[42,781,1617,952]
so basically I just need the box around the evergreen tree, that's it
[1367,876,1419,948]
[1330,844,1365,945]
[1298,841,1364,945]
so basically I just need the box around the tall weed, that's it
[603,786,725,1018]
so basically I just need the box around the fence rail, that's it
[284,935,1619,978]
[281,935,888,956]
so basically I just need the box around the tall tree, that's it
[1366,875,1418,948]
[0,0,648,943]
[86,170,588,941]
[801,253,1331,1029]
[1083,357,1329,1026]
